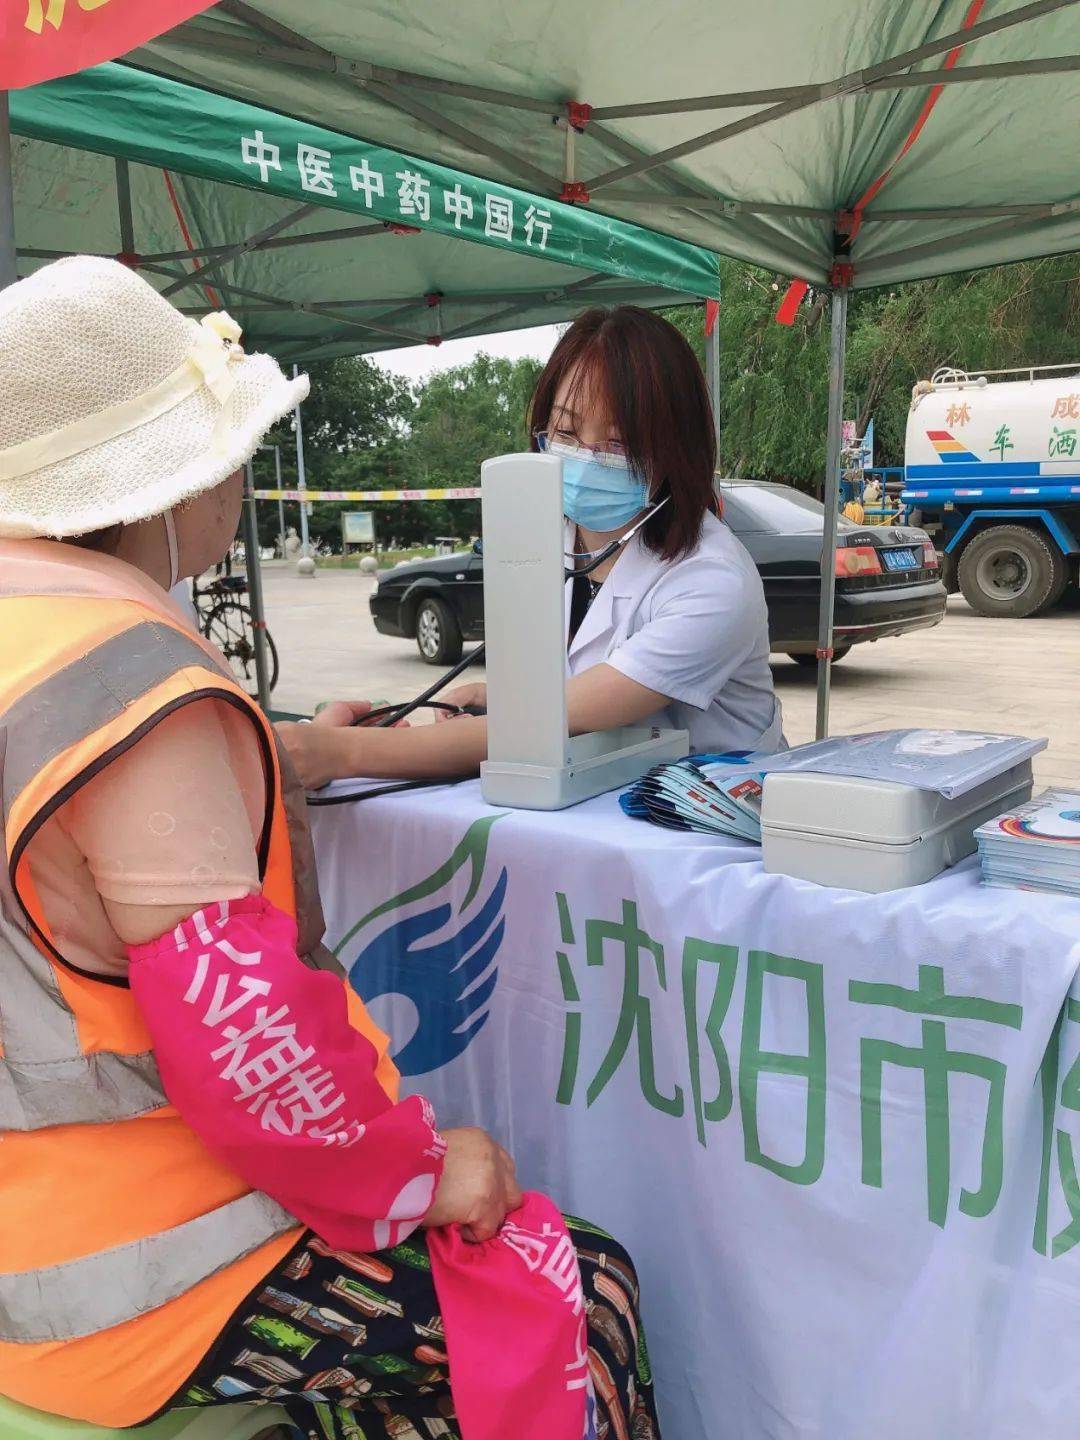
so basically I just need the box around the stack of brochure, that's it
[621,730,1048,843]
[976,790,1080,896]
[619,752,767,840]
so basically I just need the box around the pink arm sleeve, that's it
[128,895,445,1253]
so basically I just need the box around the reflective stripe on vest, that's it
[0,618,236,1133]
[2,619,218,825]
[0,1190,297,1343]
[0,905,164,1132]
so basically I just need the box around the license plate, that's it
[882,547,918,572]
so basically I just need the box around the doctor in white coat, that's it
[279,305,783,790]
[560,510,781,755]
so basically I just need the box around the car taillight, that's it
[922,542,940,569]
[835,545,882,578]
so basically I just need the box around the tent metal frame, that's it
[170,9,824,274]
[10,232,699,359]
[168,0,1080,238]
[158,0,1080,730]
[159,202,319,297]
[0,95,15,290]
[191,0,1080,286]
[5,0,1080,731]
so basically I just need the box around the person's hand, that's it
[435,682,488,721]
[277,701,412,790]
[275,719,349,790]
[422,1126,522,1242]
[312,699,397,729]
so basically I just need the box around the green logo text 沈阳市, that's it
[553,893,1080,1255]
[336,817,506,1076]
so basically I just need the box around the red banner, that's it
[1,0,216,89]
[774,278,809,326]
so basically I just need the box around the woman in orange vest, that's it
[0,257,658,1440]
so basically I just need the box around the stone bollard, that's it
[297,556,316,578]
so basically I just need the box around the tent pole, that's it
[705,305,721,452]
[815,287,849,741]
[242,463,272,712]
[115,158,135,255]
[292,364,312,564]
[0,94,17,291]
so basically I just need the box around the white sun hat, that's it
[0,255,310,539]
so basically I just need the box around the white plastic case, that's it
[760,760,1034,892]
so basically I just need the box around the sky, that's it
[370,323,561,385]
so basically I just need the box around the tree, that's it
[663,254,1080,493]
[253,355,413,551]
[389,353,543,544]
[274,353,412,456]
[252,351,544,551]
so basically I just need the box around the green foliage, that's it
[253,352,542,551]
[283,353,412,454]
[393,352,542,541]
[664,254,1080,491]
[252,258,1080,547]
[254,355,414,551]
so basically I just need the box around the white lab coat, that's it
[565,511,784,755]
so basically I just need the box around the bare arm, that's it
[276,664,671,789]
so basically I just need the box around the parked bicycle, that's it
[191,554,279,697]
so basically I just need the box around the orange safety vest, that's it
[0,555,397,1426]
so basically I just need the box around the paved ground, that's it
[259,561,1080,791]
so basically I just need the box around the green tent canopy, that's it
[6,63,720,360]
[5,0,1079,733]
[127,0,1077,737]
[131,0,1080,290]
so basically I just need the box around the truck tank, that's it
[903,366,1080,618]
[905,367,1080,505]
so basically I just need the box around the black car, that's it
[719,481,947,665]
[369,480,947,665]
[371,541,485,664]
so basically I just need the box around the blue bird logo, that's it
[335,816,507,1076]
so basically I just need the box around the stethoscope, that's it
[305,497,668,806]
[563,494,669,575]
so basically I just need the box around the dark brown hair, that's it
[528,305,717,561]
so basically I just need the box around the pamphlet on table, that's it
[621,729,1047,843]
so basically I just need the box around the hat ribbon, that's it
[0,311,246,484]
[189,312,245,448]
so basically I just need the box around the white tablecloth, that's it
[311,780,1080,1440]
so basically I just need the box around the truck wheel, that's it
[957,526,1066,618]
[415,597,463,665]
[1040,560,1072,614]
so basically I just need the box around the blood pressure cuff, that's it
[129,894,446,1252]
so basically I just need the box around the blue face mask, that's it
[561,455,651,532]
